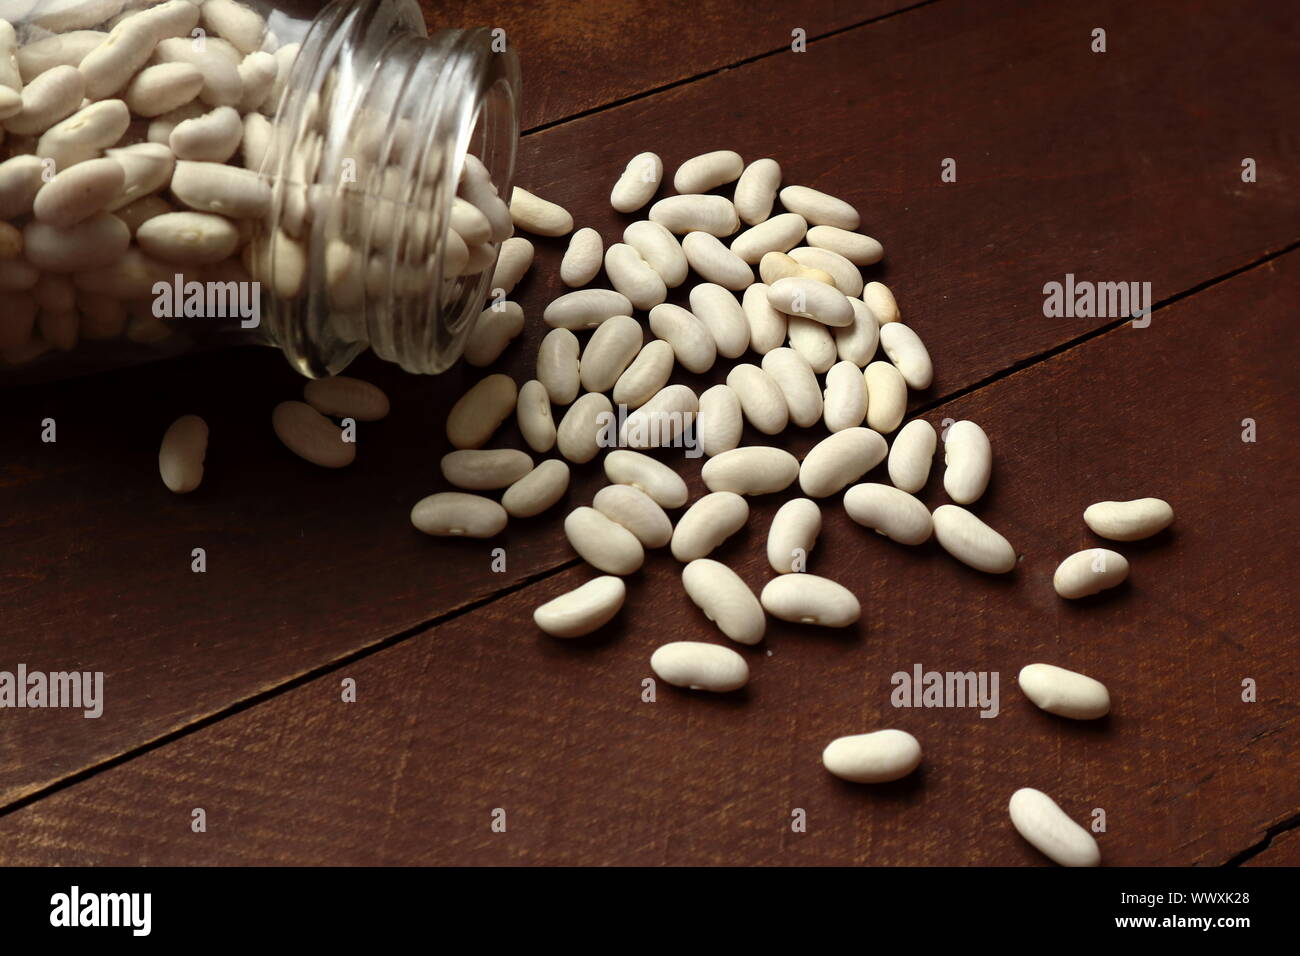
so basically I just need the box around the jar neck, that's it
[257,0,520,378]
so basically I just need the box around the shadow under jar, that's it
[0,0,521,382]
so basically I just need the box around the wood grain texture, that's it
[2,248,1294,865]
[1243,825,1300,866]
[421,0,898,130]
[1,0,1296,810]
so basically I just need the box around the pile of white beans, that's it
[0,0,512,365]
[156,132,1178,864]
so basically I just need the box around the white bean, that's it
[171,160,270,218]
[594,484,673,548]
[759,249,835,287]
[17,31,106,85]
[441,448,533,490]
[880,322,933,390]
[489,235,533,296]
[822,360,867,432]
[136,210,239,265]
[725,363,787,435]
[648,302,715,374]
[822,730,922,783]
[604,449,688,509]
[696,383,742,457]
[650,641,749,693]
[843,482,932,545]
[158,413,207,493]
[623,219,687,287]
[580,313,643,392]
[681,230,752,290]
[37,98,130,168]
[1053,548,1129,599]
[543,288,632,331]
[24,213,129,272]
[888,419,936,493]
[619,383,697,449]
[513,379,557,454]
[732,157,780,225]
[201,0,267,55]
[153,37,242,108]
[787,315,835,373]
[1008,788,1100,867]
[556,392,614,464]
[942,420,991,504]
[682,559,765,645]
[766,275,853,327]
[560,226,602,287]
[510,185,572,237]
[604,241,666,309]
[863,361,907,433]
[271,401,355,468]
[778,184,859,229]
[767,497,821,573]
[806,224,883,265]
[612,339,674,409]
[6,64,82,134]
[446,373,517,449]
[799,427,888,498]
[410,492,507,538]
[760,574,860,627]
[536,327,580,405]
[1019,663,1110,719]
[835,297,879,366]
[729,212,806,264]
[673,149,743,193]
[932,504,1016,574]
[688,282,749,358]
[564,506,644,575]
[105,142,174,210]
[236,50,277,113]
[502,458,569,518]
[169,104,242,162]
[863,281,900,324]
[122,62,203,117]
[788,245,863,297]
[458,153,512,242]
[1083,498,1174,541]
[610,150,662,213]
[463,301,525,367]
[648,194,738,236]
[761,347,821,427]
[740,282,787,355]
[534,576,626,638]
[302,376,390,421]
[33,157,124,228]
[670,491,748,562]
[702,445,799,496]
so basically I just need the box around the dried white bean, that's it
[778,184,859,229]
[271,401,355,468]
[510,186,572,237]
[171,160,270,218]
[822,360,867,431]
[696,383,742,457]
[105,142,174,211]
[1019,663,1110,719]
[153,37,242,108]
[33,157,124,228]
[536,327,580,405]
[787,316,835,373]
[702,445,799,496]
[463,301,525,367]
[37,98,130,168]
[619,383,697,449]
[612,339,674,409]
[446,373,517,449]
[673,149,743,193]
[732,157,780,225]
[303,376,389,421]
[489,235,533,296]
[1083,498,1174,541]
[806,224,883,265]
[888,419,936,492]
[766,275,853,327]
[681,230,752,291]
[441,448,532,491]
[1053,548,1129,599]
[648,193,738,236]
[24,213,129,272]
[682,559,765,645]
[534,576,626,638]
[556,392,614,464]
[767,497,821,573]
[136,210,240,265]
[761,347,821,427]
[725,363,787,435]
[863,280,900,324]
[864,361,907,433]
[740,282,787,354]
[670,491,748,562]
[410,492,507,538]
[170,105,242,162]
[543,288,632,331]
[650,641,748,693]
[880,322,933,390]
[623,219,687,287]
[158,413,207,493]
[835,297,879,367]
[1008,788,1100,867]
[729,212,806,264]
[799,427,888,498]
[942,420,991,504]
[6,64,82,134]
[843,482,932,545]
[648,302,715,374]
[604,449,688,509]
[564,506,644,575]
[604,241,666,309]
[502,458,569,518]
[594,484,673,548]
[760,574,860,627]
[123,62,203,117]
[610,151,662,213]
[822,730,922,783]
[560,226,602,287]
[512,379,557,454]
[932,505,1016,574]
[688,282,749,358]
[788,245,863,297]
[201,0,267,55]
[580,313,643,392]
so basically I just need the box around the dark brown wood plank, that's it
[2,0,1297,809]
[1243,826,1300,866]
[421,0,899,131]
[2,247,1294,865]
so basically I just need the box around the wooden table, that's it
[1,0,1296,866]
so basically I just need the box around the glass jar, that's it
[0,0,521,382]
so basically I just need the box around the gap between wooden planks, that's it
[1,0,1296,813]
[1,246,1295,865]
